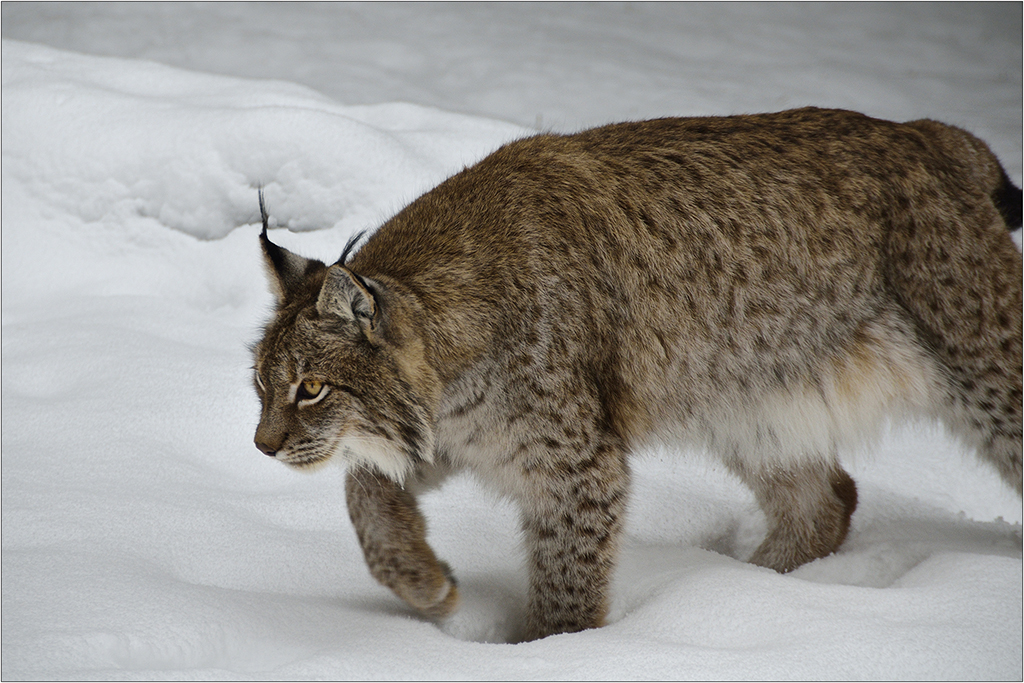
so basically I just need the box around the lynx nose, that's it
[254,421,286,458]
[254,439,278,457]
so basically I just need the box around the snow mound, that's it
[2,40,527,241]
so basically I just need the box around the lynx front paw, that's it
[391,560,460,619]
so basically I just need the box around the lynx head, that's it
[252,194,438,484]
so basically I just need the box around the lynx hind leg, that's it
[932,231,1024,494]
[732,459,858,573]
[938,345,1023,495]
[345,467,459,619]
[886,202,1023,494]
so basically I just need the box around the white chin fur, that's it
[333,436,415,485]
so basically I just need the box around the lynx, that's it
[252,107,1022,641]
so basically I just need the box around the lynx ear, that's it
[258,189,321,303]
[260,231,320,303]
[317,265,379,330]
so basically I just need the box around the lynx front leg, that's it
[345,467,459,619]
[519,441,630,640]
[734,460,858,573]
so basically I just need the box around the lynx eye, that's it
[296,379,327,404]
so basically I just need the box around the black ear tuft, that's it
[259,187,270,235]
[336,229,369,266]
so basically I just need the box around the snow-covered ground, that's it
[2,3,1021,680]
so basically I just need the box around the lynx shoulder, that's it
[251,107,1022,641]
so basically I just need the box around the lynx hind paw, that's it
[744,466,858,573]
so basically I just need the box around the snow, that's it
[1,4,1021,680]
